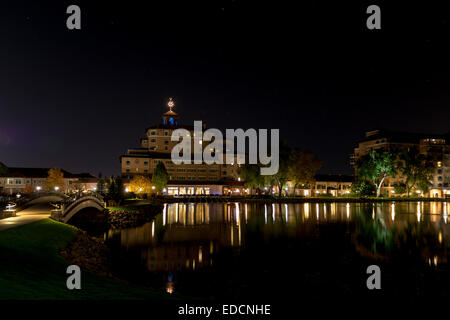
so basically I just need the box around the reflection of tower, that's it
[162,97,179,126]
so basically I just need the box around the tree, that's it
[355,149,397,197]
[107,176,124,204]
[397,149,433,196]
[417,179,431,195]
[129,174,152,196]
[0,162,8,176]
[115,176,125,201]
[270,141,291,196]
[239,164,267,194]
[46,168,64,191]
[96,172,106,195]
[107,176,116,197]
[289,149,322,195]
[392,182,407,195]
[352,179,376,197]
[152,161,168,193]
[23,185,33,194]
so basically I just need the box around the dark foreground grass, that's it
[0,219,179,300]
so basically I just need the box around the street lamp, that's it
[36,186,41,191]
[54,186,59,191]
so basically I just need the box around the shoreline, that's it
[156,196,449,204]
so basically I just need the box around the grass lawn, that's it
[0,219,179,300]
[106,199,161,212]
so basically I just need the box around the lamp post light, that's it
[54,186,59,191]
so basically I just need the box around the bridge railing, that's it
[15,192,68,206]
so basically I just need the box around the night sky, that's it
[1,1,450,176]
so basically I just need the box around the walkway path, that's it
[0,203,52,231]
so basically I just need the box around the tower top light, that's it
[167,97,175,111]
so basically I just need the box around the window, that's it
[164,131,169,136]
[126,160,130,165]
[126,169,130,173]
[151,131,156,135]
[164,140,169,145]
[165,146,168,150]
[144,161,148,165]
[151,139,156,143]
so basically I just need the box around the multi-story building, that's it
[352,129,450,197]
[120,98,242,195]
[0,167,98,194]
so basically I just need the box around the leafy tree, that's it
[269,141,291,196]
[397,149,433,196]
[96,173,106,195]
[129,174,152,196]
[152,161,168,193]
[23,185,33,194]
[352,179,376,197]
[115,176,125,201]
[107,176,116,197]
[417,179,431,195]
[355,149,397,197]
[289,149,322,195]
[239,164,267,194]
[107,176,124,204]
[0,162,8,176]
[46,168,64,191]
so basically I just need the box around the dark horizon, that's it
[1,1,450,176]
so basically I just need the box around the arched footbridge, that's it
[10,192,106,224]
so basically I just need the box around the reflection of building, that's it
[108,202,244,272]
[120,98,241,195]
[352,129,450,197]
[0,167,98,194]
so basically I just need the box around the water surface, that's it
[105,201,450,298]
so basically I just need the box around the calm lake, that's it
[104,201,450,299]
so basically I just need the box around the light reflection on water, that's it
[104,201,450,296]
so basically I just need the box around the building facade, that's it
[352,129,450,197]
[0,167,98,194]
[284,174,353,197]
